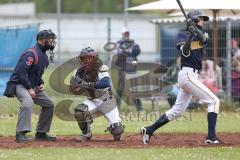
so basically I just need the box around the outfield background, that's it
[0,1,240,160]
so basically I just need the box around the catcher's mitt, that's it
[69,76,95,95]
[70,75,83,85]
[69,76,85,95]
[69,84,85,95]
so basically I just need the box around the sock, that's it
[146,113,169,135]
[207,112,218,138]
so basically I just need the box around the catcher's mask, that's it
[78,47,98,71]
[37,29,57,51]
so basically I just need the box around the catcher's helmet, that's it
[78,47,98,71]
[187,10,209,22]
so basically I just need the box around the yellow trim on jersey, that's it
[191,41,203,50]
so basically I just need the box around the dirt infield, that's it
[0,133,240,149]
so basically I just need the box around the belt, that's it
[181,66,199,74]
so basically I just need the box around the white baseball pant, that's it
[82,98,121,125]
[166,67,220,121]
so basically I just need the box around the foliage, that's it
[0,0,155,13]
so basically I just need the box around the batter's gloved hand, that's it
[186,25,196,35]
[186,19,195,28]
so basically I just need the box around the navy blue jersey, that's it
[10,43,49,89]
[176,29,208,70]
[116,39,141,72]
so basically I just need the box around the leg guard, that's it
[74,104,93,135]
[108,122,124,141]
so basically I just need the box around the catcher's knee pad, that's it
[109,122,124,141]
[74,104,93,134]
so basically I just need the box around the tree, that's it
[0,0,156,13]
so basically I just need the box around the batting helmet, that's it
[78,47,98,71]
[187,10,209,22]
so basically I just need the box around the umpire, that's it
[9,29,57,142]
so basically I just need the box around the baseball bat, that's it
[176,0,188,20]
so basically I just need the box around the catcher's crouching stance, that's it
[69,47,124,142]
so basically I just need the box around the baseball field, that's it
[0,96,240,160]
[0,69,239,160]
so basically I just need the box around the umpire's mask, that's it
[37,29,57,51]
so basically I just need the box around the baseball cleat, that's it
[16,132,32,143]
[75,132,92,142]
[113,134,122,141]
[35,132,57,141]
[140,127,151,144]
[204,136,223,144]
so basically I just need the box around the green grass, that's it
[1,68,240,159]
[0,109,239,160]
[0,112,240,136]
[0,147,239,160]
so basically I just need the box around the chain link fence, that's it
[1,12,240,110]
[155,18,240,108]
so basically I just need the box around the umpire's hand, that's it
[28,88,36,98]
[39,84,45,91]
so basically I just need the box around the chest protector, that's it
[77,59,109,98]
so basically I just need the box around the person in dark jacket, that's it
[9,29,57,142]
[115,27,142,111]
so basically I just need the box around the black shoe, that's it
[140,127,152,144]
[35,132,57,141]
[16,132,32,143]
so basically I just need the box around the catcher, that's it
[69,47,124,142]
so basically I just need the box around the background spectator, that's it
[199,59,219,94]
[231,59,240,106]
[115,27,142,111]
[162,56,181,106]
